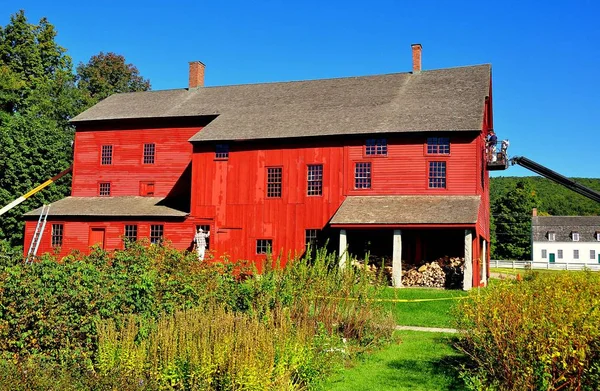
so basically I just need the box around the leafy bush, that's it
[455,271,600,390]
[0,242,394,389]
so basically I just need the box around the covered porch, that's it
[330,195,485,290]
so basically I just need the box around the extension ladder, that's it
[26,204,50,263]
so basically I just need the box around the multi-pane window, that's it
[548,232,556,241]
[101,145,113,165]
[427,137,450,154]
[574,249,579,259]
[256,239,272,254]
[196,225,210,250]
[150,224,164,244]
[354,162,371,189]
[99,182,111,196]
[541,249,547,259]
[428,161,446,188]
[307,164,323,196]
[558,249,563,259]
[143,143,155,164]
[305,229,320,248]
[366,139,387,156]
[572,232,580,242]
[215,144,229,159]
[596,232,600,241]
[267,167,282,198]
[124,224,138,242]
[591,250,596,260]
[51,224,63,247]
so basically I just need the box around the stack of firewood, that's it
[402,262,446,287]
[402,257,465,288]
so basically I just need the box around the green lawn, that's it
[323,331,466,391]
[377,287,468,328]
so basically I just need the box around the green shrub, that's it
[455,271,600,390]
[0,242,394,388]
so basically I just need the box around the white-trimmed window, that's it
[267,167,282,198]
[365,139,387,156]
[596,231,600,241]
[547,231,556,241]
[256,239,272,254]
[215,144,229,159]
[99,182,111,196]
[541,249,547,259]
[428,161,446,189]
[572,232,580,242]
[305,229,320,248]
[124,225,137,242]
[558,249,563,259]
[150,224,164,244]
[591,250,596,260]
[101,145,113,165]
[307,164,323,196]
[427,137,450,154]
[354,162,371,189]
[143,143,155,164]
[574,249,579,259]
[51,224,64,247]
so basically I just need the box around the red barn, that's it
[24,45,493,289]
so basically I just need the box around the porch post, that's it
[339,229,348,269]
[482,239,488,286]
[392,230,403,287]
[463,229,473,291]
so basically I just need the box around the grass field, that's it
[377,287,468,328]
[323,331,466,391]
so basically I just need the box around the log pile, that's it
[402,257,465,289]
[352,256,465,289]
[402,262,446,287]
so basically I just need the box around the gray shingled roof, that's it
[71,64,491,142]
[330,195,480,225]
[532,216,600,242]
[24,197,188,218]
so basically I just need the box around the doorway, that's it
[549,253,555,263]
[89,228,106,249]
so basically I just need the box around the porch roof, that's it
[330,195,480,226]
[23,196,188,218]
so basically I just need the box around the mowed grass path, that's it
[324,288,470,390]
[323,331,466,391]
[378,287,468,328]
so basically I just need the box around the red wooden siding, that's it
[72,126,201,197]
[191,133,484,264]
[24,219,195,258]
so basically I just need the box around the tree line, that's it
[490,176,600,260]
[0,10,150,249]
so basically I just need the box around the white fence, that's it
[492,260,600,271]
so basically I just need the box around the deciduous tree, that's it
[76,52,150,106]
[491,180,538,260]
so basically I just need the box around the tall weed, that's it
[455,271,600,390]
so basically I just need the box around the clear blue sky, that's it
[5,1,600,178]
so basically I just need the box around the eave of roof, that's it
[330,195,481,225]
[24,197,188,218]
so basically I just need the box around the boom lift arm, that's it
[510,156,600,204]
[0,166,73,217]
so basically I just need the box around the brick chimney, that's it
[188,61,205,89]
[411,44,422,73]
[532,208,538,216]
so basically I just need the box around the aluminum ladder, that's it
[26,204,50,263]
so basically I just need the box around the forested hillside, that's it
[490,176,600,259]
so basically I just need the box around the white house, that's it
[532,212,600,265]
